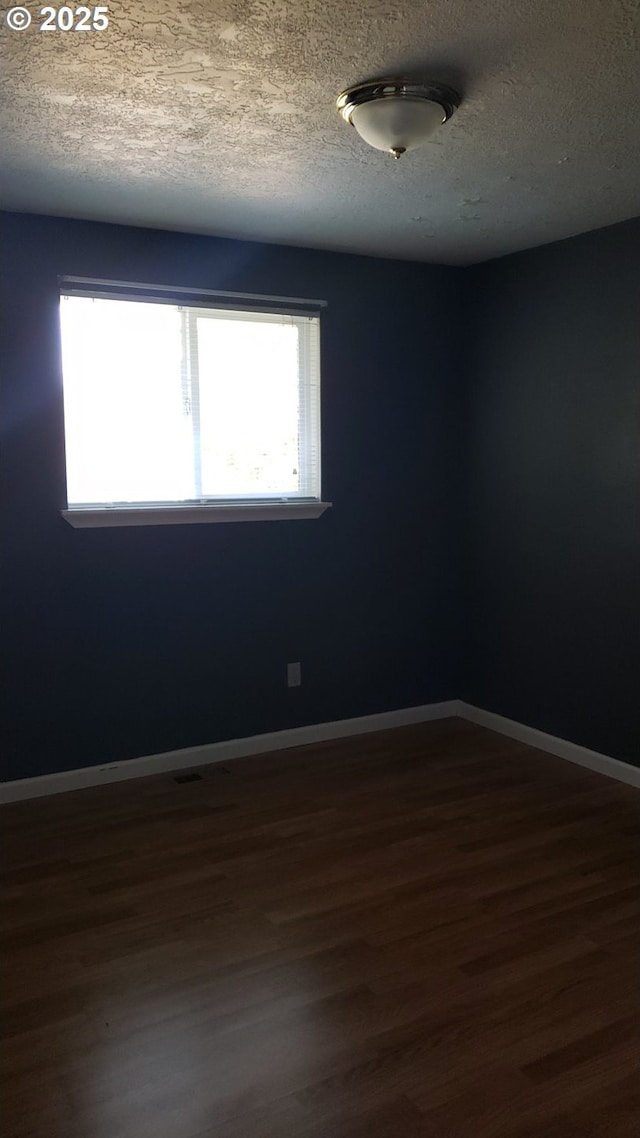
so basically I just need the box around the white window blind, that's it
[59,290,322,511]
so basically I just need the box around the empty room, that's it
[1,0,639,1135]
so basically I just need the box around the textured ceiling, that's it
[1,0,638,264]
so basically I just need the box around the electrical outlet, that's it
[287,661,301,688]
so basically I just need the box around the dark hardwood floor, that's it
[1,718,639,1137]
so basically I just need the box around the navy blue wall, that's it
[463,218,640,765]
[3,212,637,781]
[0,212,463,780]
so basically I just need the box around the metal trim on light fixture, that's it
[336,78,460,158]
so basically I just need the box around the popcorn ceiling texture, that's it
[1,0,638,263]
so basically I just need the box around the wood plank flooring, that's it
[1,718,638,1137]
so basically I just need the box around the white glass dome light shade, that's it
[337,79,460,158]
[349,96,446,155]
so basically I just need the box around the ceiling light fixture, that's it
[337,78,460,159]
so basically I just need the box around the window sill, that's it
[61,501,332,528]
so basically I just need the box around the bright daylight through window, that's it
[59,288,325,525]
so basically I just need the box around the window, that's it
[58,280,329,526]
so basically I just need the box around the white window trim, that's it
[58,279,329,527]
[61,501,332,528]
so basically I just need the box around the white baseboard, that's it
[0,700,462,804]
[2,698,638,804]
[458,703,640,790]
